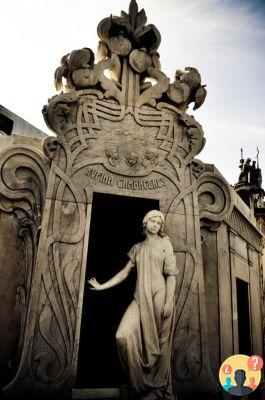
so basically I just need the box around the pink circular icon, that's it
[248,355,263,371]
[222,364,232,374]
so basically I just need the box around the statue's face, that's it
[146,216,162,235]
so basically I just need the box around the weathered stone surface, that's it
[0,1,245,399]
[0,211,25,387]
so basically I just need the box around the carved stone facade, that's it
[0,1,263,400]
[201,173,264,384]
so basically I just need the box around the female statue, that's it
[88,210,178,400]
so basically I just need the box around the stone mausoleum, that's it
[0,1,264,399]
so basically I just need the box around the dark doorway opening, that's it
[76,192,159,388]
[0,113,13,135]
[236,278,252,355]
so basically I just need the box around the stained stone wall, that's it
[0,211,26,387]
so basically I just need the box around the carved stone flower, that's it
[97,0,161,60]
[97,16,132,56]
[167,67,207,111]
[133,23,161,55]
[54,48,98,90]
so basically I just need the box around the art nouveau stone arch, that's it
[0,1,233,398]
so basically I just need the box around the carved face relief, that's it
[126,151,139,167]
[143,150,158,167]
[91,112,162,176]
[105,145,120,167]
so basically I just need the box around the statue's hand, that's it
[87,277,103,291]
[162,302,173,319]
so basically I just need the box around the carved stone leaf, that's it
[136,8,147,29]
[129,0,138,29]
[183,67,201,90]
[193,86,207,110]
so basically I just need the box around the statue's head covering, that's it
[142,210,165,236]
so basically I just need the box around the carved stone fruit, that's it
[129,48,152,73]
[71,68,98,88]
[109,35,131,56]
[167,81,190,104]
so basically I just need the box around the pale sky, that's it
[0,0,264,185]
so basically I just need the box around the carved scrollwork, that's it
[136,67,169,108]
[200,219,222,243]
[43,137,60,160]
[197,171,233,222]
[0,145,49,221]
[94,55,123,102]
[191,159,205,178]
[173,288,202,381]
[167,111,205,171]
[0,145,49,385]
[43,93,77,136]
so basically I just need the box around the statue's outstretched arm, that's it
[87,260,134,291]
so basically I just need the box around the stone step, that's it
[72,387,128,399]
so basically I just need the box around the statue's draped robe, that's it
[116,236,178,394]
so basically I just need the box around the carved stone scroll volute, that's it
[197,169,233,240]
